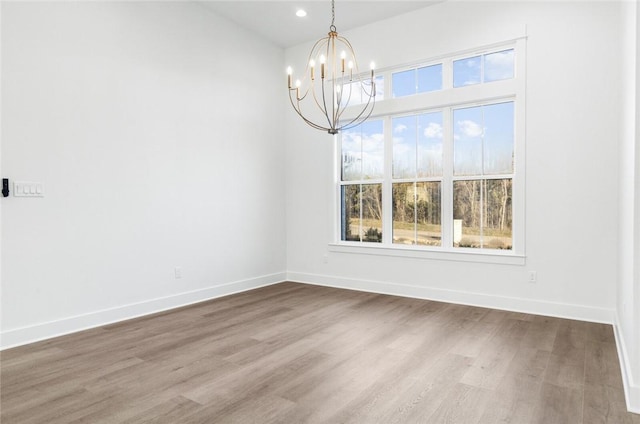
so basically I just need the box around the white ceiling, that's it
[198,1,441,48]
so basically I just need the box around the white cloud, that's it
[362,133,384,152]
[423,122,443,139]
[485,51,513,67]
[394,124,408,134]
[457,120,483,138]
[370,132,385,143]
[465,58,479,68]
[485,50,514,81]
[392,137,411,155]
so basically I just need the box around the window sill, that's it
[328,243,526,265]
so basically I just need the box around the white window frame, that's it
[330,39,527,265]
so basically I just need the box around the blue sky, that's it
[393,112,443,178]
[454,102,514,176]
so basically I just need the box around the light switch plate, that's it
[14,181,44,197]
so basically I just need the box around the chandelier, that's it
[287,0,376,135]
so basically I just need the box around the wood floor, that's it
[1,282,638,424]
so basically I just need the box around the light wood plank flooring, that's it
[1,282,638,423]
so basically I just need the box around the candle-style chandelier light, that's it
[287,0,376,135]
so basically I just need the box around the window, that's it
[340,120,384,242]
[453,102,514,249]
[392,64,443,97]
[337,42,524,258]
[453,49,514,87]
[392,112,443,246]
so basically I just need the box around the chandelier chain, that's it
[330,0,336,31]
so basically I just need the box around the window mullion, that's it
[442,58,453,90]
[413,181,418,245]
[382,116,393,245]
[480,107,485,248]
[442,106,453,249]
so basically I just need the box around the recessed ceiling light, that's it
[296,9,307,18]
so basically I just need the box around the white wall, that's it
[636,0,640,405]
[618,0,640,412]
[0,2,287,348]
[285,1,621,322]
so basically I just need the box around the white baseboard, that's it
[0,272,286,350]
[287,271,615,324]
[613,315,640,414]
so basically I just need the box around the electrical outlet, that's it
[528,271,537,283]
[322,254,328,264]
[174,266,182,279]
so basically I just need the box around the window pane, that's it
[343,75,384,106]
[417,112,443,177]
[484,49,514,82]
[483,102,514,175]
[392,182,415,245]
[417,64,442,93]
[341,126,362,181]
[392,69,416,98]
[361,184,383,242]
[361,119,384,179]
[393,115,417,178]
[453,180,481,248]
[454,106,483,176]
[416,182,441,246]
[341,119,384,180]
[453,55,481,87]
[453,179,512,249]
[342,80,360,105]
[392,182,441,246]
[339,80,354,107]
[373,75,385,100]
[341,185,361,241]
[484,179,512,250]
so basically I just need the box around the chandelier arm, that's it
[308,78,332,129]
[334,87,346,121]
[320,78,335,131]
[307,43,330,118]
[295,85,313,102]
[330,37,339,130]
[337,36,361,73]
[309,81,325,112]
[289,85,315,105]
[298,36,331,109]
[360,80,376,97]
[336,79,354,121]
[340,104,375,132]
[314,53,336,130]
[338,93,376,131]
[322,39,337,131]
[336,77,375,127]
[334,76,353,123]
[333,77,344,128]
[289,89,332,132]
